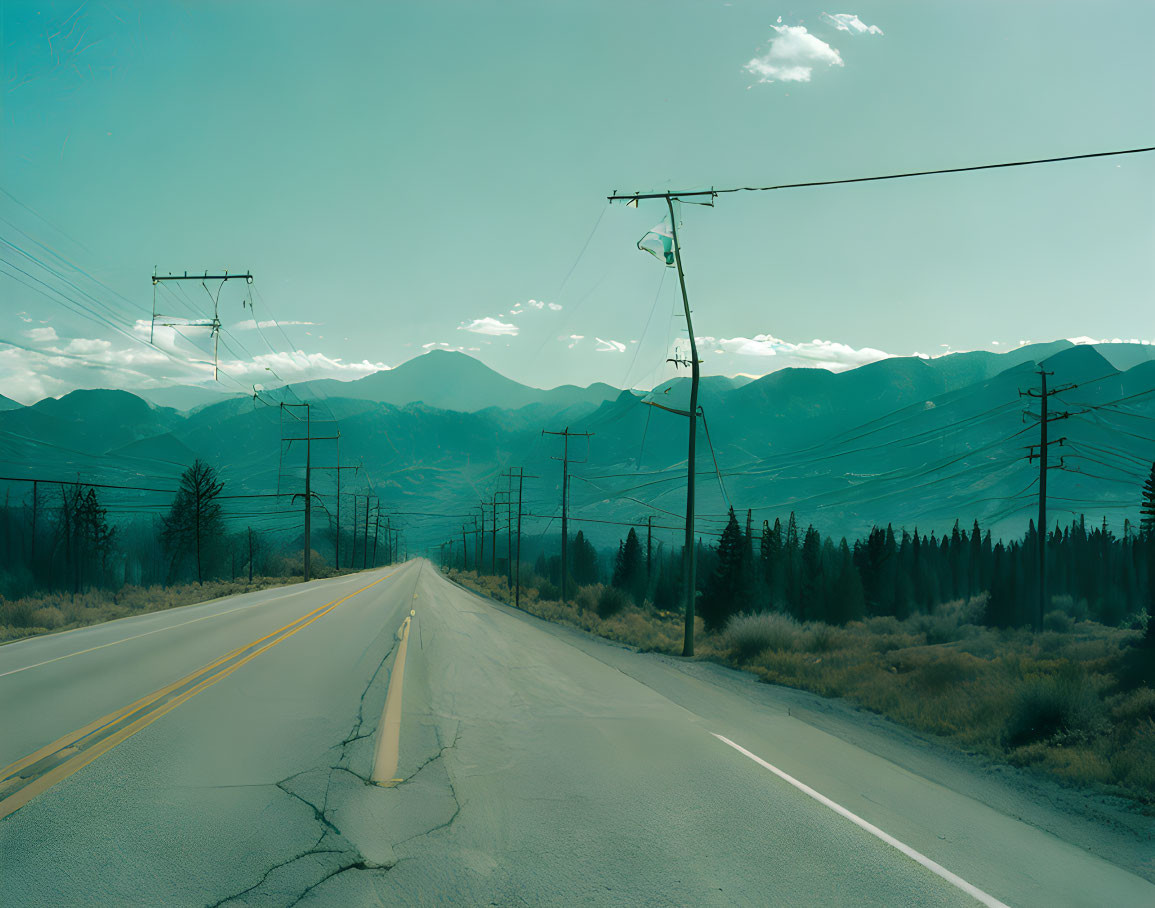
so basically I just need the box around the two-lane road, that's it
[2,561,1152,905]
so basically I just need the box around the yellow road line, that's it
[0,572,394,821]
[370,611,414,785]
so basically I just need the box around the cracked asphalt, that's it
[2,559,1154,906]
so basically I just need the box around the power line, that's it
[608,145,1155,203]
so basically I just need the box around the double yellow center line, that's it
[0,573,391,821]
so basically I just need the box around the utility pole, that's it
[516,469,525,607]
[248,526,255,583]
[491,496,498,576]
[281,403,339,582]
[646,515,652,584]
[364,497,372,569]
[500,467,536,607]
[150,270,253,380]
[542,428,593,603]
[30,479,38,576]
[331,457,359,572]
[495,489,511,586]
[351,495,359,569]
[607,188,703,657]
[478,503,486,574]
[1023,367,1071,631]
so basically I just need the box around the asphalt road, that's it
[1,560,1152,906]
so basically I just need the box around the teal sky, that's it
[1,0,1152,402]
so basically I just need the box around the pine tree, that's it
[611,528,645,602]
[162,459,225,583]
[701,509,746,631]
[571,531,599,586]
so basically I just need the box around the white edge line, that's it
[711,733,1010,908]
[0,573,380,679]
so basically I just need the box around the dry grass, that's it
[0,576,314,644]
[452,571,1155,805]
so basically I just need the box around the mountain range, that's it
[3,341,1154,551]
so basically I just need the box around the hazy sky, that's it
[1,1,1152,402]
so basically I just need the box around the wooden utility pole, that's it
[331,458,359,571]
[351,495,359,569]
[149,270,253,379]
[646,515,652,583]
[363,498,372,569]
[542,428,593,603]
[667,201,701,657]
[1023,368,1071,631]
[491,497,498,575]
[30,480,38,576]
[500,467,536,607]
[607,189,704,656]
[280,403,339,583]
[478,504,486,574]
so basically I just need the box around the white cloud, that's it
[548,303,563,311]
[526,300,545,310]
[26,326,58,342]
[0,324,390,404]
[595,337,627,353]
[821,13,883,35]
[567,334,584,349]
[234,319,317,330]
[746,24,843,83]
[1068,335,1150,346]
[225,351,388,382]
[692,334,892,372]
[459,317,519,337]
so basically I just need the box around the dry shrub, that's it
[723,612,805,660]
[597,586,630,619]
[30,607,65,630]
[1005,670,1106,748]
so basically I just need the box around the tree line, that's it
[519,510,1155,637]
[0,459,355,598]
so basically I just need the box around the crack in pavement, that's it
[206,563,467,906]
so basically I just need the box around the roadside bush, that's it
[805,622,846,653]
[30,606,66,630]
[575,584,601,613]
[537,581,560,602]
[0,599,36,628]
[1043,610,1073,633]
[1005,670,1106,748]
[723,612,805,659]
[597,586,630,619]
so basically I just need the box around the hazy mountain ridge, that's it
[3,343,1153,546]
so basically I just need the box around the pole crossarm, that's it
[642,399,693,419]
[152,272,254,283]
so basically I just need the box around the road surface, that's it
[1,560,1152,906]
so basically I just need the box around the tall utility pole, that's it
[646,515,653,584]
[542,428,593,603]
[363,498,373,569]
[491,496,498,575]
[351,495,359,569]
[501,468,534,606]
[1023,367,1071,631]
[495,489,511,584]
[149,270,253,379]
[607,189,704,657]
[331,458,360,571]
[478,503,486,574]
[29,479,39,575]
[281,403,339,582]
